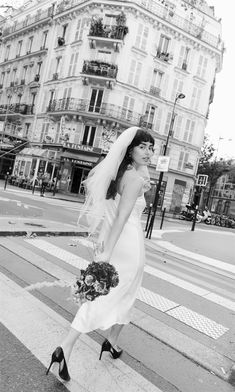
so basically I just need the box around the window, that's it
[127,59,142,87]
[177,150,189,171]
[5,45,11,60]
[122,96,135,120]
[135,24,149,51]
[190,87,202,111]
[22,66,27,82]
[25,123,30,137]
[183,119,195,143]
[12,69,17,82]
[157,35,170,56]
[196,55,208,79]
[151,69,163,91]
[68,52,79,76]
[104,14,117,27]
[82,126,96,146]
[74,19,85,41]
[142,104,156,129]
[171,78,184,101]
[62,24,68,39]
[0,72,5,86]
[16,40,22,57]
[97,50,111,63]
[27,36,33,53]
[42,31,48,48]
[55,57,62,74]
[177,46,190,71]
[89,89,103,113]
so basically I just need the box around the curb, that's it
[131,309,234,384]
[0,230,88,237]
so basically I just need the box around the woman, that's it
[46,126,154,381]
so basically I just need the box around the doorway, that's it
[71,167,83,193]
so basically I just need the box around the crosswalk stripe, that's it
[23,238,229,339]
[0,272,162,392]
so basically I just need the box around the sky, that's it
[0,0,234,159]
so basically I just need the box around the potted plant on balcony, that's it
[114,12,129,39]
[58,36,65,46]
[34,74,40,82]
[89,17,104,37]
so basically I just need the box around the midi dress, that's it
[71,191,146,333]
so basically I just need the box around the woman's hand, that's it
[94,251,111,263]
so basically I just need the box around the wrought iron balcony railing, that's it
[55,0,219,48]
[89,21,128,41]
[2,6,53,37]
[0,104,33,115]
[82,60,118,79]
[47,98,142,125]
[149,85,160,97]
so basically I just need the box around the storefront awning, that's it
[60,151,98,165]
[19,147,48,157]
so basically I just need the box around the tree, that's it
[197,134,232,206]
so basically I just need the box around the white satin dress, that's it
[71,192,146,333]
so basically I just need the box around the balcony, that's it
[0,103,33,116]
[52,73,59,80]
[155,51,173,63]
[88,14,128,52]
[2,6,53,38]
[47,98,142,127]
[139,115,153,130]
[149,86,160,98]
[81,60,118,88]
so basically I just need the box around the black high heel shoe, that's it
[99,339,123,360]
[46,346,70,381]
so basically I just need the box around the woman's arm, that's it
[95,174,143,262]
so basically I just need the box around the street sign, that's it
[196,174,208,186]
[156,156,170,172]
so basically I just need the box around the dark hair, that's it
[106,128,154,200]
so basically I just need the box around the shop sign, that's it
[156,156,170,172]
[63,158,93,167]
[63,142,102,154]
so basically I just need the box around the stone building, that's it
[0,0,223,210]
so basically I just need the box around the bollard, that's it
[32,180,36,194]
[191,206,198,231]
[145,203,152,231]
[160,207,166,230]
[4,172,9,190]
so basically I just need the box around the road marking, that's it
[166,306,229,340]
[24,239,229,339]
[0,272,162,392]
[155,240,235,275]
[63,237,235,312]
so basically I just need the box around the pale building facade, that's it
[0,0,223,210]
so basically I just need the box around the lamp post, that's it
[146,93,185,239]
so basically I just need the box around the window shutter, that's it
[174,115,183,139]
[134,62,142,87]
[145,66,152,91]
[161,74,169,99]
[128,59,136,84]
[177,45,185,68]
[188,121,195,143]
[190,87,197,109]
[171,78,178,101]
[183,119,190,141]
[187,49,195,73]
[75,19,81,41]
[135,24,143,48]
[68,54,74,76]
[201,58,208,79]
[141,26,149,51]
[195,89,202,111]
[72,52,79,76]
[164,111,172,135]
[196,55,203,76]
[154,107,163,133]
[177,151,184,170]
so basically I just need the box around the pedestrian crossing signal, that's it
[196,174,208,187]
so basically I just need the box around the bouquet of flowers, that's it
[71,261,119,304]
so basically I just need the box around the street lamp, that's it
[145,92,186,239]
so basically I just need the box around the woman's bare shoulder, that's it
[118,168,144,193]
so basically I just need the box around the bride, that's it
[46,126,154,381]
